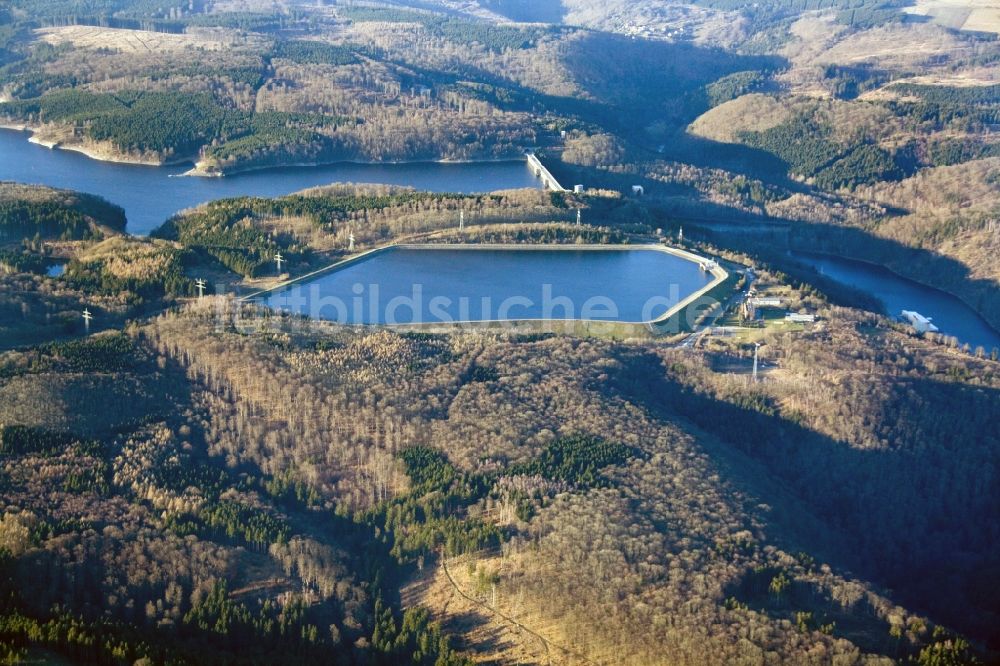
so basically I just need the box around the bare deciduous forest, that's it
[0,0,998,663]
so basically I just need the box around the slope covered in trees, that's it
[0,89,354,164]
[0,181,996,662]
[0,1,997,662]
[122,295,996,664]
[64,236,195,303]
[0,8,542,170]
[152,187,585,277]
[0,328,470,664]
[0,181,125,241]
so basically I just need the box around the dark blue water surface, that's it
[264,247,715,324]
[0,129,540,236]
[791,251,1000,351]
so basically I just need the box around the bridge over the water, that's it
[526,153,566,192]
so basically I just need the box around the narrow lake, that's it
[791,251,1000,351]
[263,246,715,325]
[0,129,541,236]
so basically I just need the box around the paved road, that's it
[675,268,754,349]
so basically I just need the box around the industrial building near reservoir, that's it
[901,310,939,333]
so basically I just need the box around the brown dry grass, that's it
[858,71,999,102]
[904,0,1000,33]
[807,23,973,68]
[402,556,554,665]
[778,17,985,94]
[686,93,791,143]
[35,25,266,53]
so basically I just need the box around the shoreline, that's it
[1,124,528,176]
[57,141,193,167]
[181,155,530,178]
[1,124,192,167]
[688,216,1000,339]
[240,242,728,337]
[787,247,1000,341]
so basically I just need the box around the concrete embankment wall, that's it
[241,245,394,302]
[242,243,730,338]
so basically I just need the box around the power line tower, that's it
[678,226,684,244]
[348,232,355,252]
[274,252,284,273]
[576,209,581,226]
[752,343,760,383]
[459,210,465,231]
[195,278,206,299]
[82,308,93,333]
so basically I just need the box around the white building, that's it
[901,310,939,333]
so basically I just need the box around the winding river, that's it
[0,128,541,236]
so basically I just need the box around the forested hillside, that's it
[1,286,993,663]
[63,236,195,303]
[0,5,543,169]
[0,330,467,664]
[0,183,216,350]
[0,0,997,662]
[152,186,586,277]
[0,182,132,348]
[0,181,124,240]
[0,180,996,663]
